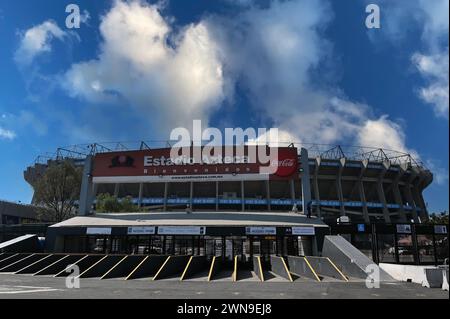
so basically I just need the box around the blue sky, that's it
[0,0,448,212]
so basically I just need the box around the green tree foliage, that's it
[425,211,449,224]
[33,160,82,222]
[95,193,139,212]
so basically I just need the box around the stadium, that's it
[17,141,446,267]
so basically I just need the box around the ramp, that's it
[253,256,264,282]
[101,255,147,279]
[78,255,125,278]
[0,253,14,262]
[207,257,222,281]
[34,254,85,276]
[16,254,66,274]
[304,256,348,281]
[153,255,190,280]
[0,253,30,269]
[270,256,293,282]
[287,256,321,281]
[0,254,48,272]
[125,255,168,280]
[55,255,105,277]
[322,235,393,281]
[180,256,208,281]
[0,234,42,253]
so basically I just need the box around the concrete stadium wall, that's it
[126,255,168,280]
[380,263,444,288]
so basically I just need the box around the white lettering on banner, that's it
[291,227,315,236]
[396,224,412,234]
[144,155,250,167]
[157,226,206,235]
[245,227,276,235]
[86,227,112,235]
[127,227,156,235]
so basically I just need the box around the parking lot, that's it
[0,273,448,299]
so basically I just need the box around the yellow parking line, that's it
[125,256,149,281]
[280,257,293,282]
[78,255,108,278]
[34,255,69,276]
[152,256,171,281]
[54,255,89,278]
[233,256,238,282]
[326,257,349,282]
[100,255,128,280]
[207,257,216,282]
[257,256,264,282]
[180,256,193,281]
[303,257,321,282]
[15,254,53,274]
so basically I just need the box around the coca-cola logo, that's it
[271,150,298,177]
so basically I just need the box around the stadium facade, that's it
[23,142,443,265]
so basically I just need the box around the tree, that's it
[95,193,139,213]
[424,211,449,225]
[33,160,82,222]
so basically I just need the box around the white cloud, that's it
[412,50,449,119]
[356,115,419,159]
[63,0,225,134]
[58,0,416,160]
[0,127,16,140]
[368,0,449,119]
[14,20,67,66]
[425,159,449,186]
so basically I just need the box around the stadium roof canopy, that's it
[32,141,426,169]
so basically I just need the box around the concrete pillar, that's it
[336,158,346,217]
[216,181,219,211]
[377,161,391,223]
[290,179,296,203]
[412,168,427,219]
[300,148,312,214]
[266,180,271,211]
[405,169,420,223]
[241,180,245,211]
[313,158,321,217]
[357,160,370,223]
[138,183,144,208]
[163,182,168,211]
[392,168,407,222]
[190,182,194,210]
[114,183,120,197]
[79,155,94,216]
